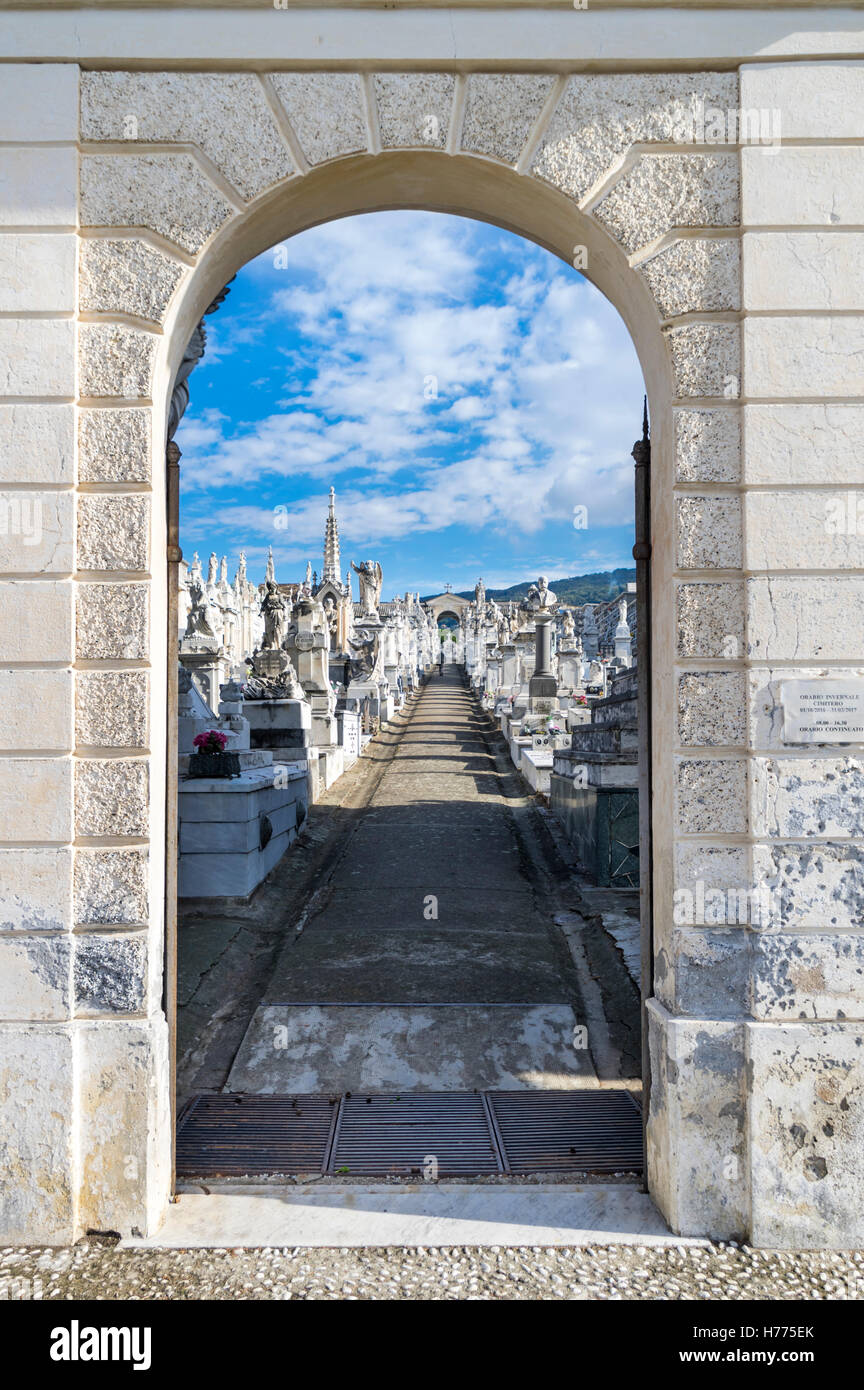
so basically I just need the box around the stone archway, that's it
[425,595,472,628]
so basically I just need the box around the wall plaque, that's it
[781,679,864,744]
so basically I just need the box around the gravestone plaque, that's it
[781,679,864,744]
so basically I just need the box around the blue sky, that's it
[177,211,643,598]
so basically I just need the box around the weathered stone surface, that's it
[76,582,148,660]
[667,323,740,399]
[745,491,864,572]
[0,405,74,485]
[0,670,71,751]
[77,496,149,573]
[75,671,148,749]
[753,756,864,839]
[675,409,740,487]
[676,496,743,571]
[678,670,746,747]
[677,757,748,834]
[74,933,147,1015]
[0,581,72,662]
[0,761,71,841]
[78,323,156,401]
[271,73,367,165]
[74,847,149,927]
[744,317,864,399]
[741,145,864,226]
[0,319,75,396]
[748,1020,864,1247]
[78,408,151,485]
[743,232,864,312]
[79,239,185,324]
[0,234,76,313]
[593,152,739,254]
[374,73,455,149]
[0,1025,74,1243]
[0,63,77,141]
[752,842,864,932]
[674,842,751,924]
[751,933,864,1022]
[0,848,71,933]
[657,927,749,1019]
[0,491,73,574]
[81,154,234,255]
[81,71,294,200]
[533,74,738,204]
[461,74,554,164]
[676,580,744,660]
[740,62,864,141]
[0,147,77,226]
[75,759,149,838]
[0,936,71,1021]
[743,404,864,486]
[640,238,739,318]
[747,576,864,662]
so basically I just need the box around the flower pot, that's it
[187,750,241,780]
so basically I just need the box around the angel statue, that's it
[260,579,288,650]
[351,559,383,618]
[185,578,216,639]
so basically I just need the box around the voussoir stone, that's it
[271,73,368,165]
[675,407,741,484]
[666,322,740,399]
[640,237,740,318]
[533,73,738,204]
[75,759,149,838]
[75,670,149,749]
[78,408,151,484]
[81,153,234,255]
[81,71,295,200]
[374,73,455,149]
[593,152,739,255]
[78,323,156,400]
[77,495,149,573]
[79,239,185,324]
[461,74,555,165]
[74,932,147,1015]
[74,846,149,927]
[76,582,149,660]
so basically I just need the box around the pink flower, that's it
[193,729,228,754]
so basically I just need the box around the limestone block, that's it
[76,582,148,660]
[747,576,864,662]
[271,73,367,165]
[75,759,149,838]
[78,323,156,401]
[0,65,77,141]
[640,238,739,318]
[750,933,864,1023]
[75,671,148,749]
[744,317,864,399]
[676,580,745,660]
[74,932,146,1015]
[0,147,77,226]
[0,1024,74,1243]
[749,666,864,751]
[79,239,185,324]
[676,496,743,571]
[677,757,747,834]
[752,842,864,933]
[666,323,739,399]
[74,847,149,927]
[740,62,864,141]
[81,154,234,256]
[0,935,71,1021]
[656,927,749,1019]
[743,232,864,312]
[675,408,740,485]
[0,848,71,933]
[78,408,150,485]
[0,491,73,573]
[0,761,72,841]
[81,72,294,200]
[0,235,76,313]
[0,405,74,485]
[0,580,72,662]
[0,670,71,751]
[593,152,739,254]
[77,496,149,573]
[533,74,738,204]
[744,491,864,572]
[647,1000,747,1239]
[0,319,75,396]
[461,74,554,164]
[741,146,864,226]
[747,1020,864,1247]
[743,405,864,487]
[674,842,751,924]
[374,73,455,149]
[76,1017,170,1237]
[677,670,746,747]
[753,756,864,839]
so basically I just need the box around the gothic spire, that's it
[323,484,341,584]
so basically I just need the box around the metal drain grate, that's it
[329,1093,502,1176]
[176,1094,339,1177]
[489,1090,643,1174]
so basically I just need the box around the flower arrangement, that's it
[193,730,228,755]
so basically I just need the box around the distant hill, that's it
[422,567,636,607]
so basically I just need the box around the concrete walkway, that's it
[227,671,603,1093]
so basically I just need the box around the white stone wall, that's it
[0,30,861,1247]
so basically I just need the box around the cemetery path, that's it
[178,669,641,1100]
